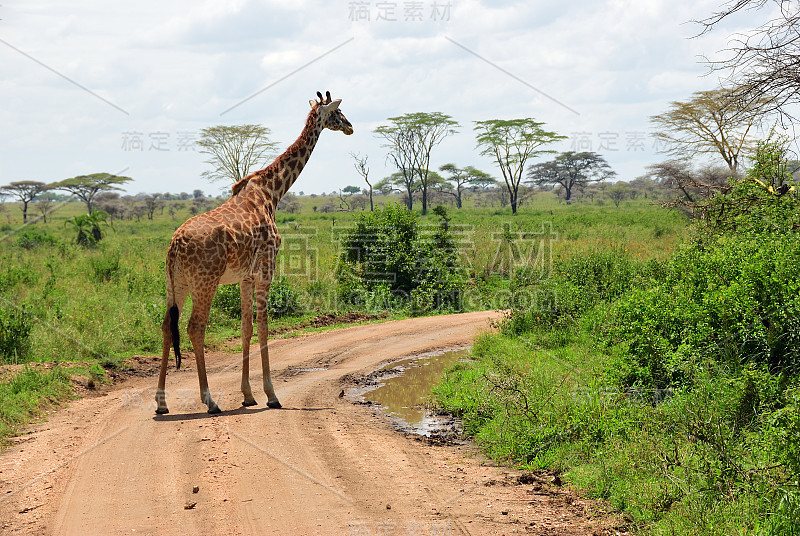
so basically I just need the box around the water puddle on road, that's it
[362,349,469,436]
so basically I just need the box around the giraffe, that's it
[155,91,353,414]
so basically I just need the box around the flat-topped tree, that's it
[0,181,49,223]
[375,112,459,214]
[527,152,615,204]
[51,173,132,214]
[474,119,565,214]
[438,163,496,208]
[197,124,279,186]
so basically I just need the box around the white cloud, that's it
[0,0,772,194]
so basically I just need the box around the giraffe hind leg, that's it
[156,286,189,414]
[187,286,221,414]
[240,277,257,406]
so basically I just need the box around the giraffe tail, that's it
[169,304,182,370]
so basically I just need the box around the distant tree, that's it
[0,181,49,223]
[192,189,204,199]
[338,186,363,212]
[351,152,374,211]
[342,185,361,195]
[375,171,420,208]
[33,193,58,223]
[474,119,565,214]
[527,152,615,203]
[50,173,132,214]
[437,163,496,208]
[629,176,659,200]
[96,192,126,221]
[196,124,279,185]
[644,159,733,205]
[606,184,630,207]
[142,194,163,220]
[375,112,459,213]
[650,88,770,173]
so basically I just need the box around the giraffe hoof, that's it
[155,407,169,415]
[267,400,282,409]
[242,400,258,407]
[207,405,222,414]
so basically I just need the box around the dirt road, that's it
[0,312,618,535]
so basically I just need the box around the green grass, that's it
[434,183,800,535]
[0,366,73,442]
[0,191,686,444]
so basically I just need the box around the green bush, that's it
[89,250,122,282]
[337,203,464,313]
[0,305,32,363]
[268,276,303,318]
[212,283,242,318]
[434,143,800,534]
[212,278,304,319]
[13,229,57,250]
[502,250,665,336]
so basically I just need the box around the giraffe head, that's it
[310,90,353,135]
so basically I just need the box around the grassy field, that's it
[434,168,800,535]
[0,192,687,444]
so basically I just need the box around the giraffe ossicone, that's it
[155,91,353,415]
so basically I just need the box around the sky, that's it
[0,0,769,196]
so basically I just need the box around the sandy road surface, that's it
[0,312,618,536]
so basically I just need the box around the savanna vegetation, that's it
[434,142,800,535]
[0,183,685,440]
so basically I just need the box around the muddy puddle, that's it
[360,349,469,437]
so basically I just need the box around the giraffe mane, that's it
[230,103,320,199]
[231,176,250,196]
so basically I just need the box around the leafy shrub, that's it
[212,278,304,319]
[89,250,122,282]
[268,277,303,318]
[66,210,112,247]
[13,229,57,250]
[0,305,32,363]
[502,250,665,336]
[212,283,242,318]
[0,267,37,292]
[337,203,464,313]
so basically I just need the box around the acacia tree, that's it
[375,171,418,206]
[0,181,49,223]
[51,173,132,214]
[474,119,565,214]
[351,152,373,211]
[643,159,733,205]
[34,193,57,223]
[527,152,616,203]
[699,1,800,119]
[375,112,459,214]
[437,163,495,208]
[197,124,279,186]
[650,88,770,173]
[606,184,630,207]
[142,193,163,220]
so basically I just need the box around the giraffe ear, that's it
[309,99,317,108]
[324,99,341,112]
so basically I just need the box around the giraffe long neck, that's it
[265,107,324,206]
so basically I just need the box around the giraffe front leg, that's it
[255,280,281,409]
[240,278,257,407]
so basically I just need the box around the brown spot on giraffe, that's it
[155,91,353,414]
